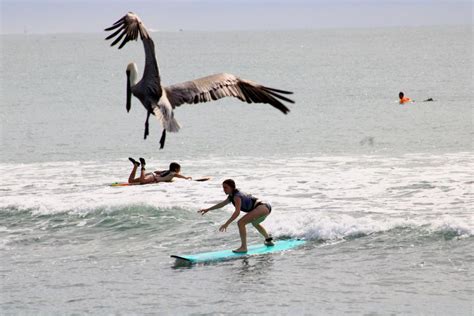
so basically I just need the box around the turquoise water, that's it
[1,26,472,314]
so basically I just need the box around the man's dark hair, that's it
[169,162,181,172]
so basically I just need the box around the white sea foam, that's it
[1,153,472,241]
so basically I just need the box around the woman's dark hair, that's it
[399,91,404,98]
[222,179,236,191]
[169,162,181,172]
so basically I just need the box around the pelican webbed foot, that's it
[144,112,151,139]
[159,129,166,149]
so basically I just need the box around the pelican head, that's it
[125,62,138,112]
[126,62,138,86]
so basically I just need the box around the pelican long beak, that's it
[144,112,150,140]
[126,70,131,112]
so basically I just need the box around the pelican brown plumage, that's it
[105,12,294,149]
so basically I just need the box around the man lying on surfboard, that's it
[199,179,274,253]
[128,157,192,184]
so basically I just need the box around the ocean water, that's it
[1,26,473,314]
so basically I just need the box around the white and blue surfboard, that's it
[171,239,306,264]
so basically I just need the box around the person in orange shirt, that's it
[399,91,412,104]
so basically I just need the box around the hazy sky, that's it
[1,0,472,34]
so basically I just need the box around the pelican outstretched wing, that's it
[104,12,150,49]
[164,73,294,114]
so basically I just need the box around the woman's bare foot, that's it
[232,247,247,253]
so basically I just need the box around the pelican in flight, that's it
[105,12,294,149]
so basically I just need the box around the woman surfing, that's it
[199,179,274,253]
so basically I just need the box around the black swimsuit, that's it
[228,190,272,213]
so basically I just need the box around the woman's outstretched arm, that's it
[199,199,230,215]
